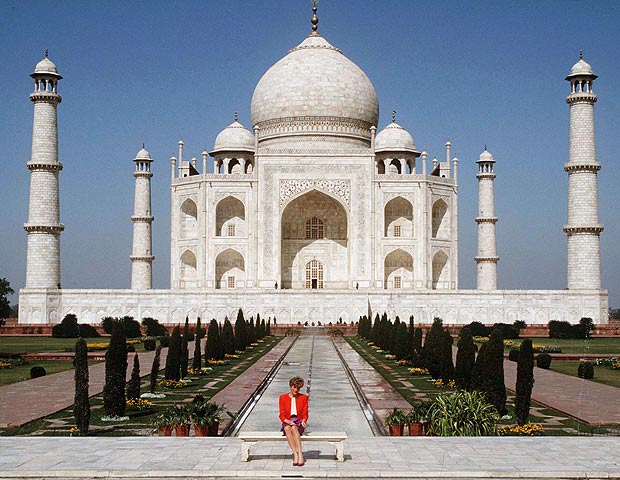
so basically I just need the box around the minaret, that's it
[24,51,64,289]
[475,148,499,290]
[130,146,154,290]
[564,53,603,290]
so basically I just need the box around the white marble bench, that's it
[238,431,347,462]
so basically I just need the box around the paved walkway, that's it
[0,436,619,479]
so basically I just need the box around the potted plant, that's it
[405,404,424,436]
[204,401,227,436]
[417,400,432,435]
[170,404,191,437]
[385,408,406,436]
[190,395,217,436]
[152,407,176,436]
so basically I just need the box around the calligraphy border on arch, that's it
[279,179,351,208]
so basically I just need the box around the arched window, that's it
[305,217,324,239]
[305,260,324,289]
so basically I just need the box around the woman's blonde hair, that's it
[289,376,304,388]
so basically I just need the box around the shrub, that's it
[160,336,170,348]
[127,345,136,353]
[205,319,222,360]
[30,366,46,378]
[141,317,168,337]
[493,323,520,340]
[513,320,527,331]
[548,320,572,339]
[103,319,128,417]
[235,309,248,351]
[471,328,506,415]
[181,317,190,379]
[463,321,490,337]
[126,353,141,400]
[393,322,409,361]
[102,316,142,338]
[192,317,203,371]
[73,338,90,435]
[508,349,520,362]
[440,329,455,381]
[412,327,424,368]
[149,345,162,394]
[52,314,80,338]
[536,353,552,369]
[578,361,594,379]
[78,323,100,338]
[515,339,535,425]
[455,327,476,390]
[143,338,156,351]
[426,390,499,436]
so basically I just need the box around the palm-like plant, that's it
[426,391,499,436]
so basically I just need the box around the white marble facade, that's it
[19,26,609,325]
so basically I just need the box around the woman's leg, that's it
[283,426,299,463]
[292,427,304,463]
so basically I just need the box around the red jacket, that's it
[279,393,309,423]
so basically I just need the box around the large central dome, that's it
[251,34,379,141]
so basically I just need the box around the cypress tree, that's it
[149,345,162,393]
[126,353,141,400]
[255,313,263,339]
[165,325,181,380]
[235,309,248,351]
[394,322,409,360]
[455,327,476,390]
[391,316,401,354]
[266,318,271,336]
[439,329,455,381]
[205,319,222,360]
[371,313,380,344]
[407,316,415,358]
[222,318,235,355]
[192,317,203,370]
[248,317,256,344]
[74,337,90,435]
[103,319,127,417]
[412,327,424,367]
[180,317,190,378]
[423,318,444,379]
[515,339,535,425]
[472,329,506,415]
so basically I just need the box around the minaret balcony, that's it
[563,225,604,235]
[24,224,64,233]
[566,92,597,105]
[475,217,498,224]
[27,162,63,171]
[131,215,154,222]
[29,92,62,104]
[564,163,601,173]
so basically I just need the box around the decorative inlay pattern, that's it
[279,179,351,208]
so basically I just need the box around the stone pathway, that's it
[0,436,619,478]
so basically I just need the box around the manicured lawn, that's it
[517,337,620,355]
[346,335,619,436]
[0,337,109,354]
[550,360,620,388]
[0,360,100,387]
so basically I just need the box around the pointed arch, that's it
[432,198,449,239]
[215,248,245,289]
[432,250,449,290]
[384,248,413,289]
[216,196,246,237]
[180,249,197,288]
[180,198,198,238]
[305,259,324,289]
[384,196,413,237]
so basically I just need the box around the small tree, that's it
[73,337,90,435]
[180,317,190,378]
[266,318,271,336]
[205,319,222,360]
[248,317,256,344]
[455,327,476,390]
[407,316,415,359]
[222,318,235,355]
[52,313,80,338]
[192,317,203,370]
[0,278,14,321]
[515,339,535,425]
[149,345,162,393]
[126,353,141,400]
[142,317,168,337]
[472,328,506,415]
[103,319,128,417]
[440,329,455,381]
[235,309,248,351]
[423,318,444,378]
[164,325,181,381]
[393,322,409,360]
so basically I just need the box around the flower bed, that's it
[498,423,544,436]
[409,367,429,376]
[158,379,189,389]
[187,367,212,375]
[126,397,154,411]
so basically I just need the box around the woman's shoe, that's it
[297,461,305,467]
[293,462,299,466]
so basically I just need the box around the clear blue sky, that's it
[1,1,619,308]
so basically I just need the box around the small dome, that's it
[212,120,255,153]
[251,34,379,129]
[135,146,152,161]
[32,55,61,78]
[375,122,416,153]
[478,149,494,163]
[566,55,597,80]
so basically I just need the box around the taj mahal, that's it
[18,6,608,325]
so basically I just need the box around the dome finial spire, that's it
[234,111,238,122]
[579,50,583,60]
[311,0,319,36]
[392,110,396,123]
[45,48,48,58]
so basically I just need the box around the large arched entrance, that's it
[281,190,348,289]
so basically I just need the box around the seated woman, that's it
[279,376,308,466]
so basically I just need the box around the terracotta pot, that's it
[422,421,430,435]
[388,424,403,436]
[208,421,219,437]
[158,426,173,436]
[408,422,424,436]
[175,424,190,436]
[194,424,209,436]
